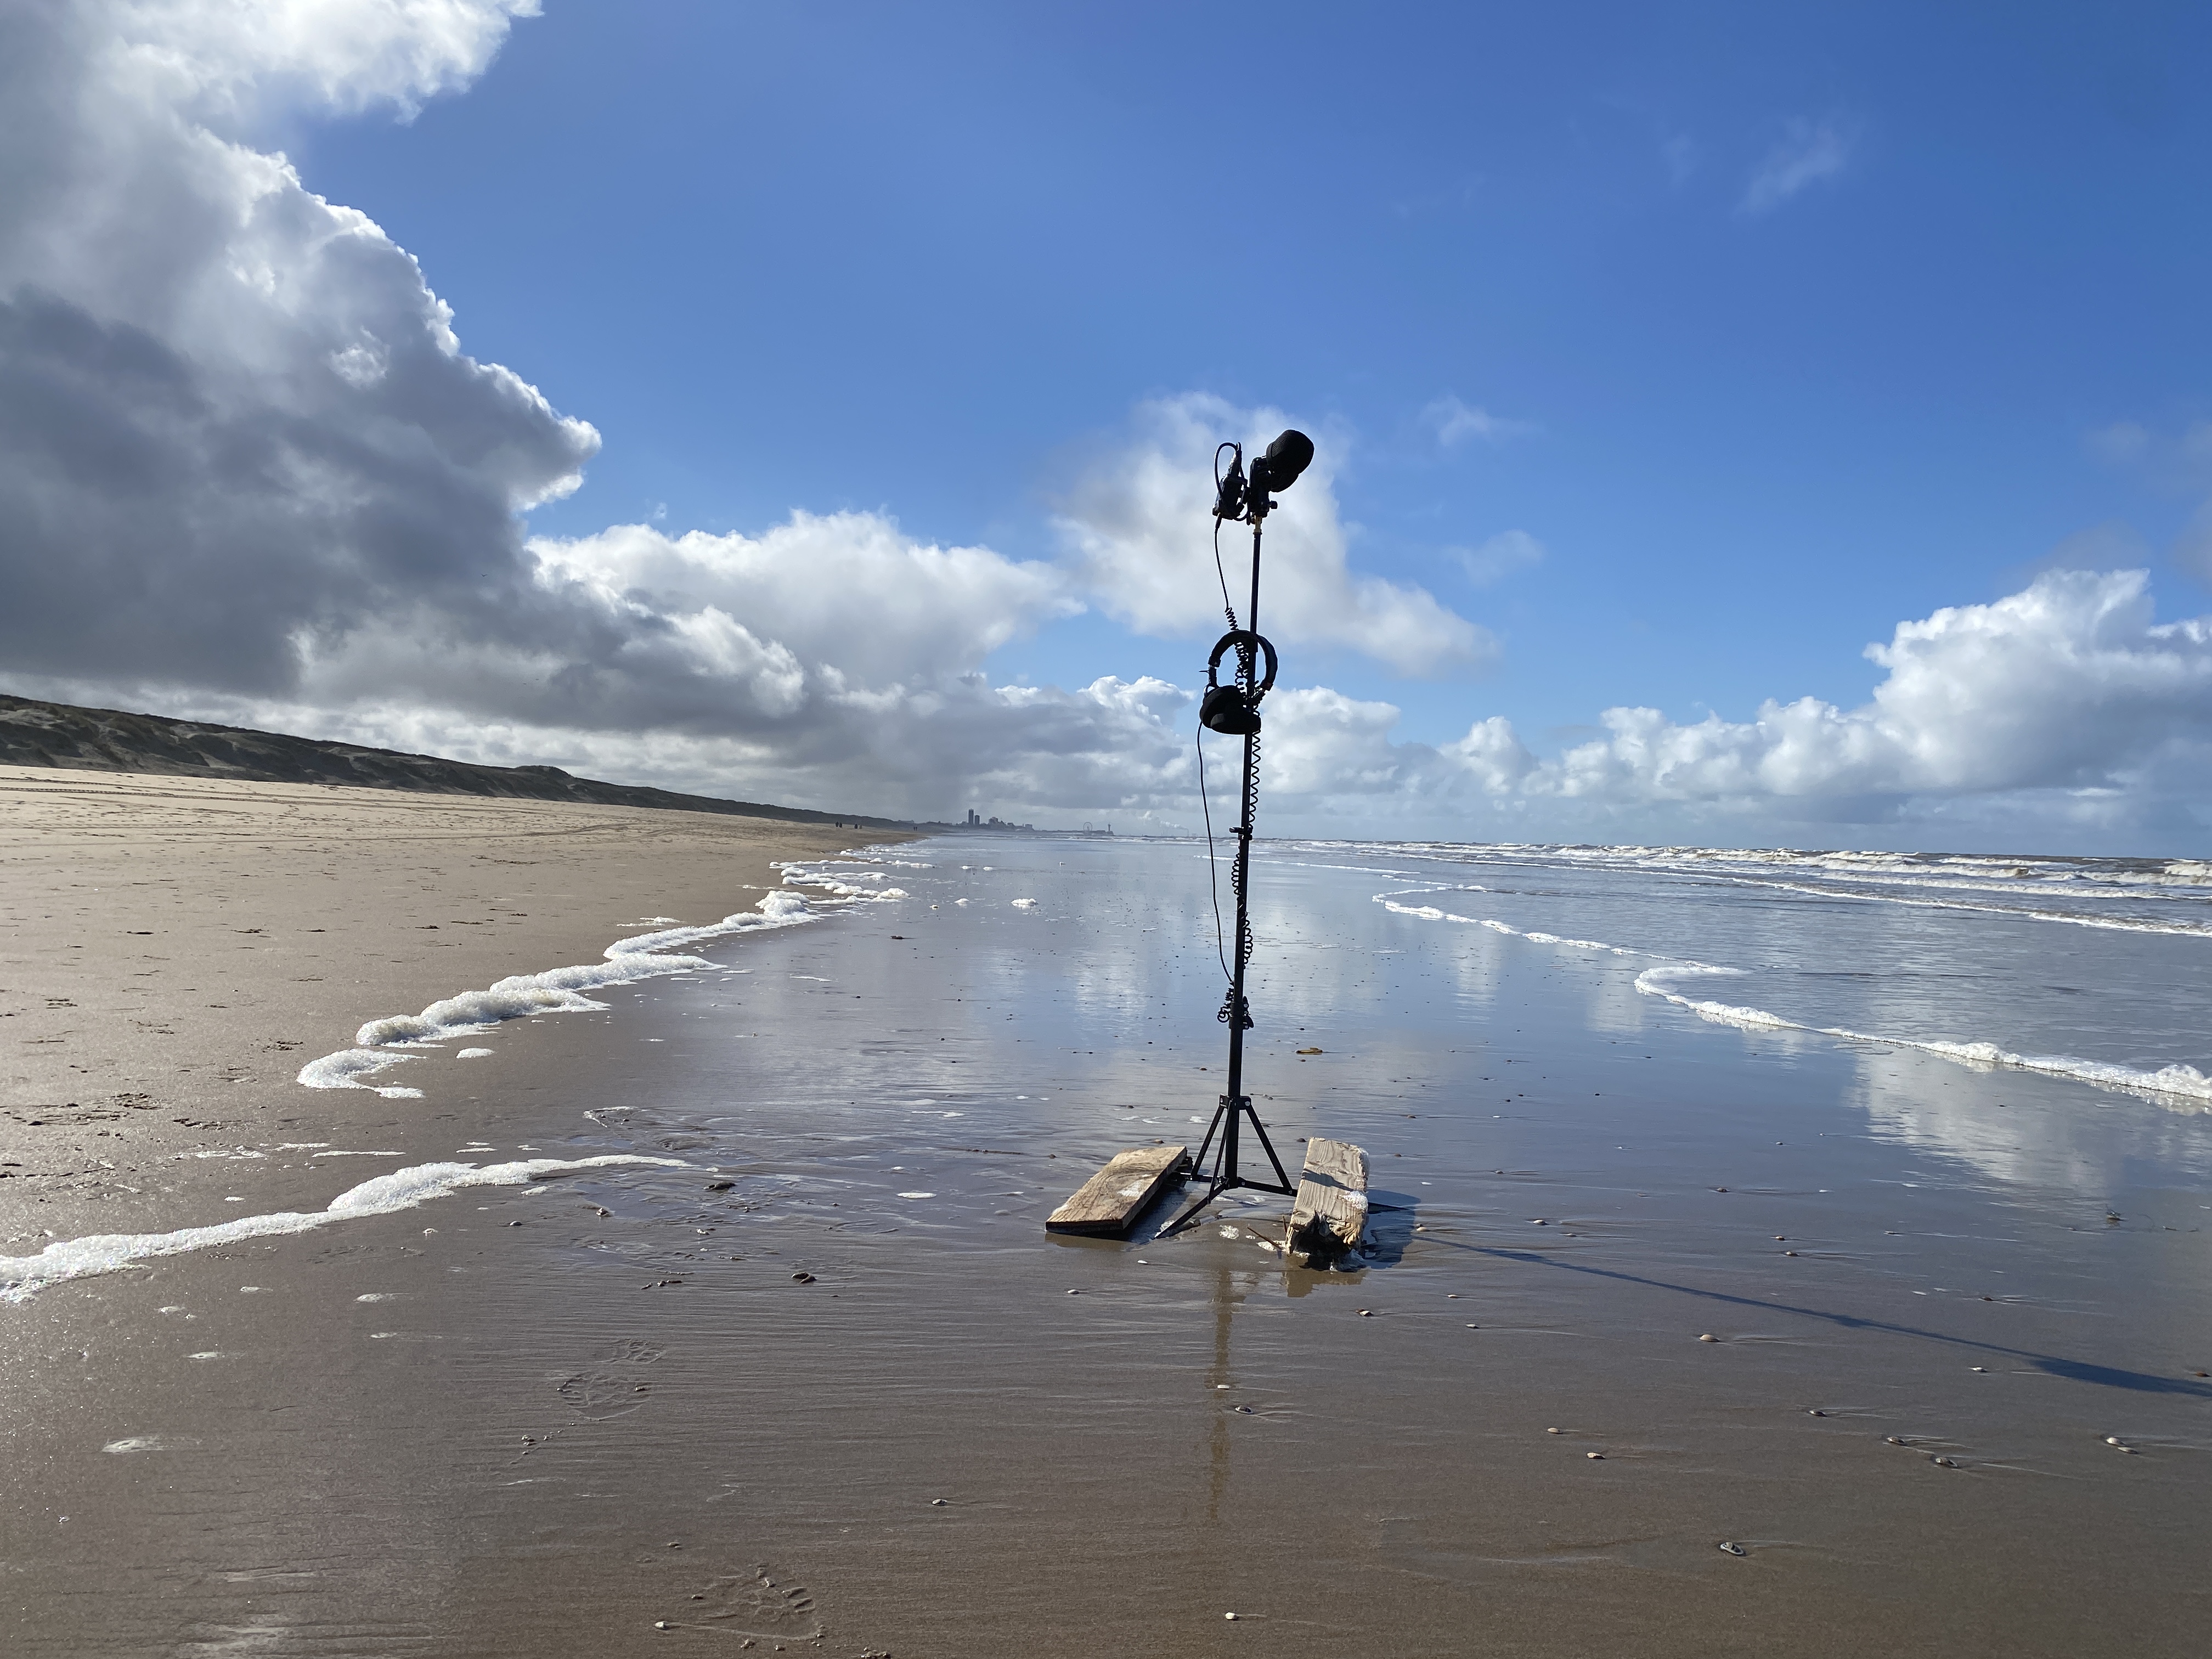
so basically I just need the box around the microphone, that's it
[1248,428,1314,499]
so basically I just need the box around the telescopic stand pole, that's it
[1163,512,1295,1237]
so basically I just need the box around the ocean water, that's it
[1350,839,2212,1094]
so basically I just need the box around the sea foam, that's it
[1377,888,2212,1108]
[298,876,904,1097]
[1,1155,684,1304]
[1346,838,2212,939]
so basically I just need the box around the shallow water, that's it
[8,832,2211,1656]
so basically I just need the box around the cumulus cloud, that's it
[110,668,1199,825]
[523,514,1077,700]
[0,1,1190,819]
[1741,115,1858,214]
[0,0,592,696]
[1055,394,1496,678]
[1235,571,2212,840]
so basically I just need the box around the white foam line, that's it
[1378,890,2212,1109]
[297,880,913,1098]
[1357,838,2212,891]
[1632,969,2212,1107]
[1375,895,1639,957]
[1,1156,686,1304]
[1745,877,2212,939]
[1362,842,2212,935]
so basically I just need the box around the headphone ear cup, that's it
[1200,684,1260,736]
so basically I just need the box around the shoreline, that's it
[0,765,911,1257]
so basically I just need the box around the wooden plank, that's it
[1045,1144,1189,1237]
[1284,1137,1368,1267]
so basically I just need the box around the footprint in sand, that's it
[689,1567,823,1641]
[557,1339,665,1418]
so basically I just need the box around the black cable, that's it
[1211,514,1238,632]
[1212,442,1240,630]
[1233,726,1260,974]
[1196,724,1233,983]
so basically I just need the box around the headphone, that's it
[1199,628,1277,735]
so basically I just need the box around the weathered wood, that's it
[1045,1144,1189,1237]
[1284,1137,1368,1267]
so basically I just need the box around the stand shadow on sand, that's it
[1048,1173,2203,1396]
[1442,1238,2212,1398]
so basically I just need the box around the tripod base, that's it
[1157,1093,1294,1237]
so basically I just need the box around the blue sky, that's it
[289,2,2212,747]
[5,2,2212,848]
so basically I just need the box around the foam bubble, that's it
[1,1155,685,1304]
[298,891,827,1095]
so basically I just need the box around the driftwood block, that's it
[1284,1137,1368,1267]
[1045,1144,1189,1237]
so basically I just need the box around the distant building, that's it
[962,805,1034,832]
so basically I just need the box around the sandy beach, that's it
[0,766,890,1229]
[5,789,2210,1657]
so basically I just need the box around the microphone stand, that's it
[1163,494,1296,1235]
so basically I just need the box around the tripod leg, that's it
[1156,1177,1226,1238]
[1188,1096,1227,1182]
[1243,1102,1296,1194]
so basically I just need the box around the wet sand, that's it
[6,821,2210,1656]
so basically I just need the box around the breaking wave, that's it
[1375,889,2212,1109]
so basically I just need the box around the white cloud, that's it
[1421,393,1537,448]
[0,0,1170,822]
[1233,571,2212,842]
[1056,394,1496,678]
[0,0,594,696]
[0,5,1496,820]
[108,0,535,120]
[1741,116,1858,215]
[73,669,1203,825]
[527,514,1079,692]
[1454,529,1546,586]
